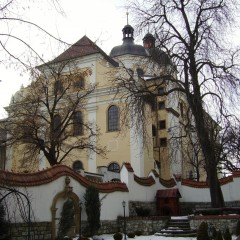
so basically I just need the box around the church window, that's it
[73,111,83,136]
[74,76,85,89]
[158,87,165,96]
[136,68,144,77]
[53,114,61,137]
[159,138,167,147]
[159,120,166,129]
[152,125,157,137]
[158,101,165,110]
[108,162,120,173]
[179,102,184,117]
[72,160,84,171]
[108,105,119,131]
[54,80,63,95]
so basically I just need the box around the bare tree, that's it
[113,0,240,207]
[0,0,66,70]
[3,61,106,168]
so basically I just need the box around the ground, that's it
[73,234,238,240]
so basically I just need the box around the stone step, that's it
[156,216,197,238]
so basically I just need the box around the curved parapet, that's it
[0,165,128,193]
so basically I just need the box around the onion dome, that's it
[109,24,147,57]
[143,33,156,49]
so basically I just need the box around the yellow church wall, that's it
[95,101,131,168]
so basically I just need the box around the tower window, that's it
[74,76,85,89]
[152,125,157,137]
[158,87,165,96]
[108,105,119,131]
[179,102,184,117]
[159,120,166,130]
[136,68,144,77]
[158,101,165,110]
[159,138,167,147]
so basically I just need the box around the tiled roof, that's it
[159,178,176,188]
[233,170,240,177]
[48,35,119,67]
[182,175,235,188]
[134,174,155,186]
[0,165,128,193]
[182,179,209,188]
[156,188,182,198]
[124,162,134,172]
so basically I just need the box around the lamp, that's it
[122,201,127,240]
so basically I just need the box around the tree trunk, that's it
[207,162,225,208]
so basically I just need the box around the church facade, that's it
[2,23,204,181]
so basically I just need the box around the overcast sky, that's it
[0,0,130,118]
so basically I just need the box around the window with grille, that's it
[108,162,120,173]
[108,105,119,131]
[73,111,83,136]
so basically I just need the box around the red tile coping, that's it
[134,174,155,186]
[233,170,240,177]
[182,175,235,188]
[190,215,240,220]
[0,165,128,193]
[124,162,134,172]
[159,178,176,188]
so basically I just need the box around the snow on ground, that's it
[73,234,238,240]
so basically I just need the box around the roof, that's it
[156,189,182,198]
[0,165,128,193]
[110,38,148,58]
[47,35,119,67]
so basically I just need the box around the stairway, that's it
[155,216,197,237]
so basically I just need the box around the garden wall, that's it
[189,215,240,235]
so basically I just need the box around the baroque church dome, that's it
[109,24,148,57]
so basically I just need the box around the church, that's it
[1,21,204,182]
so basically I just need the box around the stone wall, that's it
[118,216,169,235]
[180,201,240,215]
[189,215,240,235]
[9,222,51,240]
[129,201,157,216]
[7,215,240,239]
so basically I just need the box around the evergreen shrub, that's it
[223,227,232,240]
[58,199,75,239]
[0,203,9,238]
[113,232,123,240]
[134,230,142,236]
[84,186,101,236]
[127,232,135,238]
[236,220,240,236]
[197,221,210,240]
[216,230,223,240]
[135,207,150,217]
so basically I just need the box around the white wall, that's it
[1,165,240,224]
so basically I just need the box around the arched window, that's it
[108,105,119,131]
[152,125,156,137]
[73,111,83,136]
[72,160,84,171]
[108,162,120,173]
[53,114,61,138]
[54,80,63,95]
[74,76,85,89]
